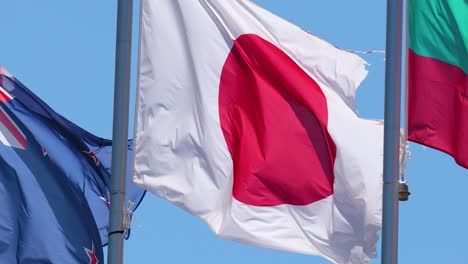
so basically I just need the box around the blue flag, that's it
[0,67,145,264]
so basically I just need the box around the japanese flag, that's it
[133,1,383,263]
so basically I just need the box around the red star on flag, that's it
[42,146,48,157]
[82,150,100,166]
[99,196,110,208]
[84,242,99,264]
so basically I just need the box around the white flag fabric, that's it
[133,1,383,263]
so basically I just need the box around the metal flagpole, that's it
[382,0,404,263]
[108,0,133,263]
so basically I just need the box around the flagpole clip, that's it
[398,180,411,201]
[123,200,135,237]
[399,129,412,201]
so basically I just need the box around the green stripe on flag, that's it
[409,0,468,75]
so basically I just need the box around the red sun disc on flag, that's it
[219,34,336,207]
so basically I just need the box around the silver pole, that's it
[107,0,133,263]
[382,0,404,263]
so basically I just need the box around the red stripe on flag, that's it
[0,106,27,149]
[0,86,13,103]
[408,49,468,168]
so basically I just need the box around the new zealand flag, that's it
[0,67,145,263]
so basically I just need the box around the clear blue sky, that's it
[2,1,468,263]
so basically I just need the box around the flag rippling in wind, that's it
[0,66,145,263]
[408,0,468,168]
[133,1,384,263]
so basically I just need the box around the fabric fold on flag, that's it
[134,1,383,263]
[0,66,145,263]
